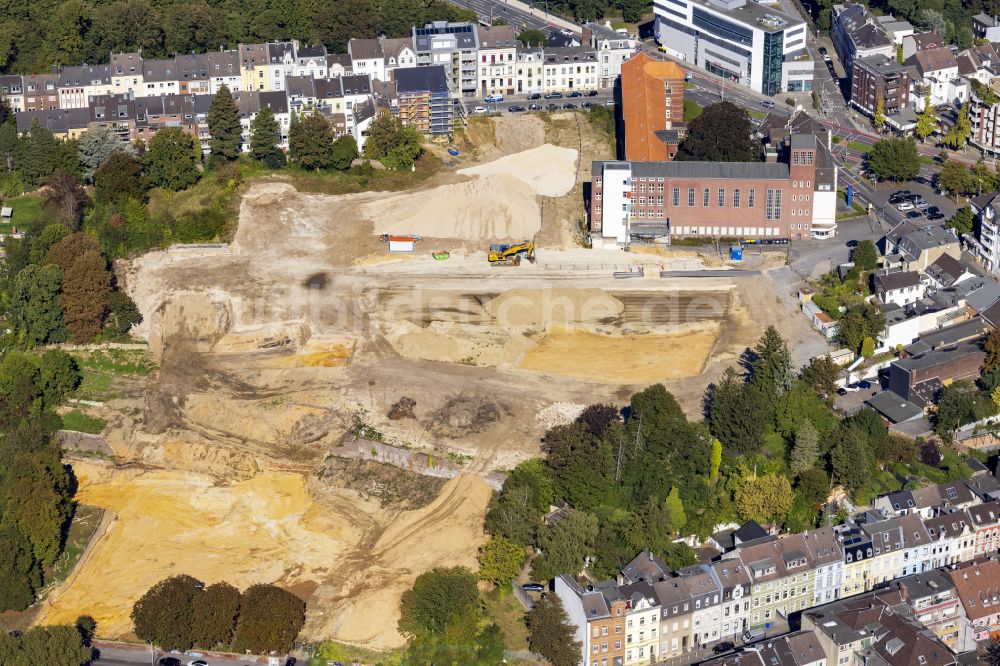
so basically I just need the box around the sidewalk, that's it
[502,0,580,32]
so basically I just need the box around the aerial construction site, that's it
[39,113,827,650]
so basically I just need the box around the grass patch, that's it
[70,348,156,402]
[484,587,530,651]
[0,193,44,233]
[748,109,768,120]
[683,99,703,122]
[60,410,107,434]
[41,504,103,597]
[684,81,695,89]
[282,152,443,196]
[309,640,404,666]
[846,140,872,153]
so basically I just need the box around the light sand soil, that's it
[40,460,491,650]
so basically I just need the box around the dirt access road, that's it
[41,114,828,650]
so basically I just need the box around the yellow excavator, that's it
[488,239,536,266]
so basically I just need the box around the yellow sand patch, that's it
[263,345,354,368]
[517,323,720,383]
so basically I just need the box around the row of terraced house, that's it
[555,465,1000,666]
[0,22,636,142]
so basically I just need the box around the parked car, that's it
[818,46,828,55]
[561,28,574,36]
[842,384,861,393]
[714,642,736,654]
[544,91,563,99]
[563,102,577,109]
[904,193,921,202]
[508,105,526,112]
[586,90,599,96]
[604,99,615,106]
[906,210,924,220]
[188,661,209,666]
[528,103,542,110]
[522,582,545,592]
[896,202,914,211]
[547,103,560,111]
[581,101,593,108]
[473,106,487,114]
[158,660,181,666]
[527,93,541,100]
[568,90,583,97]
[760,100,775,108]
[485,94,503,103]
[837,387,849,396]
[915,200,929,209]
[858,380,873,389]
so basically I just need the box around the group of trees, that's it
[938,158,1000,199]
[0,0,477,74]
[866,137,920,183]
[131,575,305,654]
[0,619,96,666]
[397,567,504,666]
[0,350,82,611]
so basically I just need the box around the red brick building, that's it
[589,133,831,245]
[620,52,685,161]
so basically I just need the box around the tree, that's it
[36,350,82,408]
[830,426,873,493]
[0,524,41,612]
[709,438,722,482]
[191,582,240,649]
[364,113,424,169]
[477,535,525,587]
[946,206,974,236]
[61,250,112,342]
[532,509,599,580]
[18,117,61,187]
[399,567,480,637]
[144,127,199,191]
[44,232,101,273]
[920,9,946,36]
[735,474,794,524]
[749,326,792,400]
[982,638,1000,666]
[883,433,919,464]
[915,93,938,141]
[77,125,136,181]
[330,134,358,170]
[935,380,979,439]
[131,574,203,650]
[0,624,94,666]
[485,459,553,546]
[920,440,942,466]
[106,291,143,336]
[942,104,971,149]
[208,85,242,160]
[42,170,89,230]
[790,419,819,476]
[289,111,334,170]
[249,105,281,162]
[11,264,66,345]
[94,151,145,203]
[619,0,646,22]
[851,239,878,271]
[874,98,886,129]
[861,336,876,358]
[230,584,304,654]
[867,137,919,182]
[796,467,830,507]
[708,366,766,453]
[526,596,581,666]
[938,160,970,198]
[676,101,758,162]
[836,301,886,354]
[970,161,997,196]
[518,29,546,47]
[801,356,839,397]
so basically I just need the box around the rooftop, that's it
[595,160,790,180]
[866,391,924,423]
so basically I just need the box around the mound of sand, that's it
[363,174,541,240]
[486,288,624,327]
[458,144,578,197]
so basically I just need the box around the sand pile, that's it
[364,175,541,240]
[487,288,624,327]
[385,320,533,367]
[458,144,577,197]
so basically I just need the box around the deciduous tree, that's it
[94,151,145,203]
[364,113,424,169]
[130,574,203,651]
[230,584,305,654]
[60,250,112,342]
[867,136,919,182]
[941,104,971,149]
[289,111,334,170]
[735,473,794,525]
[676,101,758,162]
[851,239,878,271]
[330,134,358,170]
[526,596,581,666]
[191,582,240,649]
[0,524,41,612]
[399,567,480,637]
[11,264,66,345]
[144,127,199,191]
[78,126,136,181]
[532,509,599,581]
[477,535,525,587]
[42,169,89,230]
[938,160,970,198]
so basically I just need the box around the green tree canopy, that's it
[851,239,878,271]
[289,111,335,170]
[532,509,599,581]
[736,473,794,524]
[11,263,66,345]
[78,125,136,181]
[131,574,203,651]
[526,596,581,666]
[938,159,971,197]
[867,137,919,182]
[363,113,423,169]
[144,127,200,191]
[191,582,240,649]
[946,206,974,236]
[249,105,281,162]
[330,134,359,170]
[230,584,305,654]
[477,535,525,587]
[60,250,112,342]
[208,85,242,160]
[94,151,146,203]
[676,101,758,162]
[399,567,480,637]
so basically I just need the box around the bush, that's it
[173,208,226,242]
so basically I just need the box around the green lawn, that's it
[41,504,104,597]
[846,140,872,153]
[308,640,404,666]
[748,109,768,120]
[0,193,44,233]
[683,99,703,122]
[70,349,156,402]
[60,409,107,434]
[483,587,530,651]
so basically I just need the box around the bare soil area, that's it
[44,115,828,649]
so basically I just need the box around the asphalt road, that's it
[451,0,574,32]
[471,90,613,113]
[93,646,271,666]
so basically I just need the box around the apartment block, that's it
[412,21,480,98]
[947,559,1000,643]
[620,52,685,161]
[477,25,518,97]
[969,80,1000,157]
[542,47,600,92]
[903,570,966,652]
[57,64,112,109]
[22,74,60,111]
[832,3,894,79]
[730,533,817,630]
[587,22,640,88]
[850,54,910,118]
[654,0,813,95]
[554,575,627,666]
[392,65,452,135]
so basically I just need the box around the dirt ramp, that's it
[148,291,233,362]
[486,288,624,327]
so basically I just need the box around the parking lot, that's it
[863,182,958,229]
[470,90,614,115]
[835,378,883,415]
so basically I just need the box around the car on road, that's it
[522,582,545,592]
[586,90,599,96]
[604,100,615,106]
[527,93,541,100]
[543,91,563,99]
[567,90,582,97]
[927,210,945,220]
[508,105,526,112]
[528,103,542,110]
[760,100,775,108]
[906,210,924,220]
[818,46,827,55]
[158,659,181,666]
[713,642,736,654]
[915,200,929,209]
[472,106,487,114]
[484,94,503,103]
[188,661,209,666]
[896,202,914,211]
[563,102,577,109]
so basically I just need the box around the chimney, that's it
[897,582,907,601]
